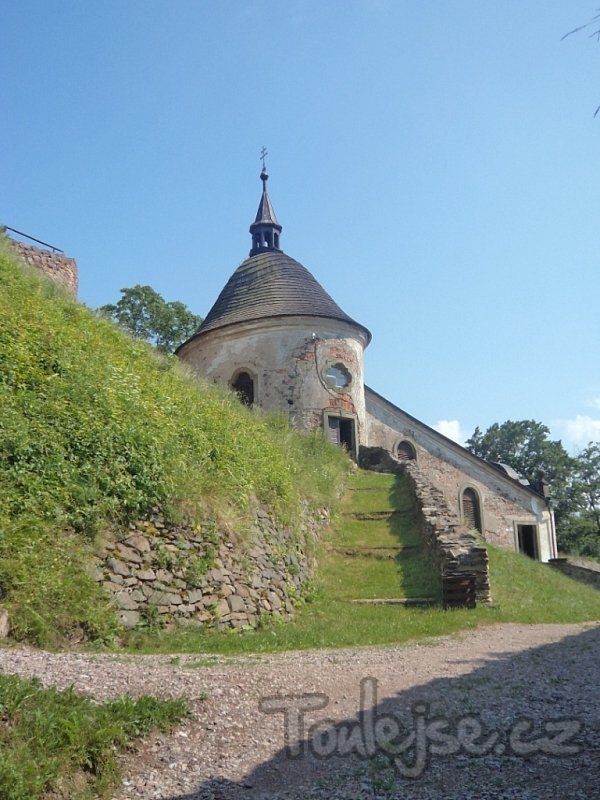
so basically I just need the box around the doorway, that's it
[231,371,254,406]
[517,524,538,559]
[327,416,356,454]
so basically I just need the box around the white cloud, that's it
[554,415,600,450]
[433,420,466,446]
[589,397,600,410]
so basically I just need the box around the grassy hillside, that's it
[0,243,349,645]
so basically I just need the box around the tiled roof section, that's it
[191,251,371,341]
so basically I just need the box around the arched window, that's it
[231,371,254,407]
[462,488,482,533]
[396,440,416,461]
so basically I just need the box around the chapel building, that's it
[177,169,557,563]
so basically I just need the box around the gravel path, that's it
[1,623,600,799]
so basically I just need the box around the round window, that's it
[325,363,351,389]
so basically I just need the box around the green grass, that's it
[340,470,405,514]
[0,673,189,800]
[125,472,600,656]
[323,472,440,599]
[0,241,349,646]
[334,516,422,548]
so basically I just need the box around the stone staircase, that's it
[328,471,440,606]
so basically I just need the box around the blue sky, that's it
[3,1,599,451]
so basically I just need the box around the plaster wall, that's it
[178,317,368,446]
[365,388,556,561]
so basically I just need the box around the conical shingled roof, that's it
[184,250,372,343]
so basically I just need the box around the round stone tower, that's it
[176,168,371,456]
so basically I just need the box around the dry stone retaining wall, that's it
[403,461,492,604]
[92,504,327,630]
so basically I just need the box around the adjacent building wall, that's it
[365,387,556,561]
[8,240,78,298]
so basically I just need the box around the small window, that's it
[462,488,482,533]
[325,363,351,389]
[231,371,254,406]
[396,440,416,461]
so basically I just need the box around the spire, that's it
[249,148,282,256]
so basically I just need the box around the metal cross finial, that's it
[260,146,268,171]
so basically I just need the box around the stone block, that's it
[107,558,130,577]
[124,533,151,553]
[227,594,246,613]
[216,599,230,618]
[201,594,218,608]
[119,610,140,629]
[116,544,143,563]
[148,590,170,606]
[103,580,123,593]
[135,569,156,581]
[115,592,140,611]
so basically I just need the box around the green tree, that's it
[466,420,576,528]
[574,443,600,530]
[98,285,203,354]
[561,443,600,555]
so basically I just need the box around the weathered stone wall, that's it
[92,503,328,630]
[403,461,492,603]
[178,316,369,452]
[8,240,78,298]
[365,387,556,562]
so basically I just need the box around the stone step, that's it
[342,511,411,520]
[348,597,437,607]
[348,486,390,492]
[332,545,420,559]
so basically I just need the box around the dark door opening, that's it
[231,372,254,406]
[517,524,538,559]
[327,416,355,453]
